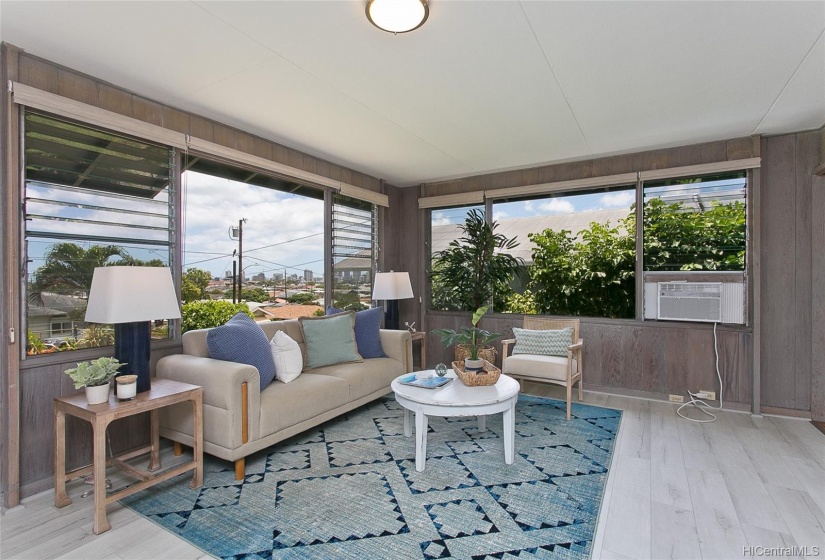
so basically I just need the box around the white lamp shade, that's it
[85,266,181,324]
[372,271,414,301]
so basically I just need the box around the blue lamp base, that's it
[384,300,400,330]
[114,321,151,393]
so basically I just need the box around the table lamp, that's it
[372,271,413,330]
[85,266,181,393]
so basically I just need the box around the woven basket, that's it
[452,359,501,387]
[455,344,497,364]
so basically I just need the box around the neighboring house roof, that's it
[27,306,68,319]
[256,304,323,320]
[432,208,630,264]
[333,249,373,271]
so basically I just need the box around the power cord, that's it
[677,322,723,423]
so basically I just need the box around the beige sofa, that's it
[156,319,412,479]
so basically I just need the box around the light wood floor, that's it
[2,384,824,560]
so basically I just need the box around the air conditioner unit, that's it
[657,282,722,322]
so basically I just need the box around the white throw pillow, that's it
[270,331,303,383]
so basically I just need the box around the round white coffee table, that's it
[391,369,520,472]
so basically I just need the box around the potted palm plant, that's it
[432,307,502,371]
[64,357,124,405]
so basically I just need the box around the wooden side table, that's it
[405,331,427,371]
[54,378,203,534]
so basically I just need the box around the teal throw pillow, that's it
[512,327,573,357]
[299,312,363,369]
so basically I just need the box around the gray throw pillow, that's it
[512,327,573,357]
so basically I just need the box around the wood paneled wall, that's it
[1,45,396,502]
[760,131,824,414]
[425,313,752,406]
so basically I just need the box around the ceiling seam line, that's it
[518,1,593,157]
[189,0,478,177]
[752,27,825,135]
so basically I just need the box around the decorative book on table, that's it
[397,374,452,389]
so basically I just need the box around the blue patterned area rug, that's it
[122,395,621,559]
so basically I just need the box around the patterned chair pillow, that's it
[512,327,573,357]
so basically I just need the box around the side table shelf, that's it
[54,378,203,534]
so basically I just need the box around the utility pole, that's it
[230,218,247,300]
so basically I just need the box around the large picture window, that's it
[491,185,637,318]
[24,112,174,355]
[429,204,486,311]
[180,157,325,327]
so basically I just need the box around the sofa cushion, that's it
[299,312,363,369]
[326,306,387,359]
[206,313,277,389]
[512,327,573,357]
[310,357,403,401]
[270,331,303,383]
[259,373,349,435]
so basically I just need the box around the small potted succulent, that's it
[64,357,124,405]
[432,306,501,371]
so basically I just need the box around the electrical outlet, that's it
[668,394,684,403]
[697,390,716,400]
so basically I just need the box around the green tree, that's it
[430,209,523,312]
[287,292,318,305]
[181,268,212,302]
[224,287,270,302]
[30,243,128,303]
[333,291,367,311]
[181,300,253,333]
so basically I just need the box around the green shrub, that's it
[181,300,252,333]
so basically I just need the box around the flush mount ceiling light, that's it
[366,0,429,34]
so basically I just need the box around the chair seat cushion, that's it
[502,353,577,382]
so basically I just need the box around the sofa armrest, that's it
[379,329,413,372]
[157,354,261,441]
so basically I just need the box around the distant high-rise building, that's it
[304,269,313,282]
[252,272,266,282]
[272,273,284,282]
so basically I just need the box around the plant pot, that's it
[85,382,111,405]
[464,357,484,371]
[455,344,496,364]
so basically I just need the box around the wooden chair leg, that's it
[173,441,183,456]
[566,383,572,420]
[578,377,583,401]
[234,458,245,480]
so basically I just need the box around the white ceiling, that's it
[2,1,824,187]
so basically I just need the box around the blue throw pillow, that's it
[206,313,277,390]
[326,306,387,359]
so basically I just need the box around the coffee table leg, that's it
[477,415,487,432]
[415,409,427,472]
[403,408,412,437]
[503,399,515,464]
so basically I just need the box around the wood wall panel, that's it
[760,133,819,411]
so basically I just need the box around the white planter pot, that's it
[85,382,111,405]
[464,358,484,371]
